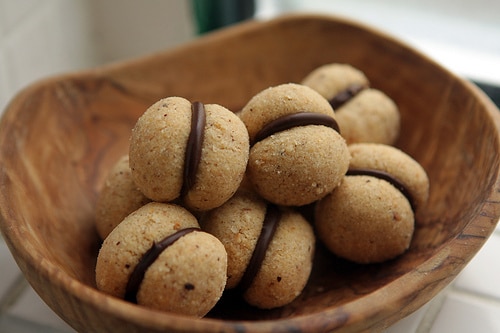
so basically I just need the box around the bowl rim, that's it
[1,12,500,333]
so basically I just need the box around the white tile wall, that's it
[88,0,195,64]
[0,0,195,115]
[0,47,9,110]
[0,0,96,114]
[0,0,40,33]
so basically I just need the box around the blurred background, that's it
[1,0,499,114]
[0,1,500,332]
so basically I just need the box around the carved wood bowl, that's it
[1,14,500,333]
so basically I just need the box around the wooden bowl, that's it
[1,14,500,333]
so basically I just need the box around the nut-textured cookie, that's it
[95,202,228,317]
[348,143,429,211]
[314,143,429,263]
[302,63,400,145]
[202,190,315,309]
[315,175,414,263]
[301,63,369,102]
[239,83,350,206]
[129,97,249,211]
[335,89,400,145]
[95,155,150,239]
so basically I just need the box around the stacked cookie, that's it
[94,63,429,317]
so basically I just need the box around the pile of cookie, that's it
[94,63,430,317]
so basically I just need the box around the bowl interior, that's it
[1,14,500,332]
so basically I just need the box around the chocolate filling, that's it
[124,227,200,303]
[329,83,366,109]
[252,112,340,145]
[181,101,206,198]
[347,168,416,211]
[237,204,281,293]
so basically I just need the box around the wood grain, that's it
[1,13,500,333]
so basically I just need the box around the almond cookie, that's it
[129,97,249,211]
[95,202,228,317]
[302,63,400,145]
[238,83,350,206]
[348,143,429,212]
[301,63,369,103]
[315,143,429,263]
[95,155,150,239]
[201,190,315,309]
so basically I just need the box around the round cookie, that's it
[314,143,429,263]
[348,143,429,211]
[95,155,150,239]
[334,89,400,145]
[302,63,400,145]
[315,175,414,263]
[129,96,249,211]
[239,83,350,206]
[95,202,228,317]
[201,190,315,309]
[301,63,369,103]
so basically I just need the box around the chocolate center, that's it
[124,227,200,303]
[329,83,366,109]
[347,168,416,211]
[181,101,206,198]
[252,112,340,145]
[237,204,281,293]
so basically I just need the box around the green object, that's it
[192,0,255,34]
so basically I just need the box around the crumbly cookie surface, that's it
[315,176,414,263]
[336,89,400,145]
[302,63,400,145]
[184,103,249,211]
[202,191,315,309]
[138,231,227,317]
[129,97,249,210]
[202,190,266,289]
[248,125,349,206]
[243,209,315,309]
[239,83,336,142]
[239,83,350,206]
[129,97,191,202]
[301,63,369,101]
[348,143,430,211]
[95,155,150,239]
[96,202,227,317]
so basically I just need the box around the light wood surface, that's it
[1,13,500,333]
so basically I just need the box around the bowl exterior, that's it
[1,13,500,333]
